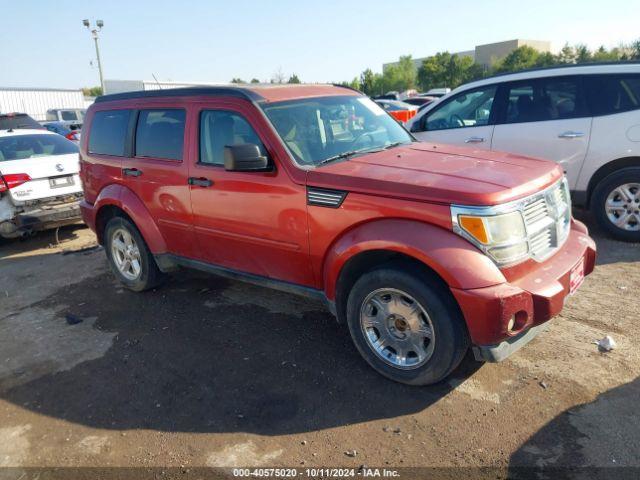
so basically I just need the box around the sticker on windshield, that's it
[357,97,385,116]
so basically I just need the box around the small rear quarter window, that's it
[88,110,131,156]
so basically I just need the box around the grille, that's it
[307,187,347,208]
[522,180,571,261]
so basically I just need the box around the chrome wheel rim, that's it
[359,288,435,370]
[111,228,142,280]
[605,183,640,231]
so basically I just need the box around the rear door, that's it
[491,76,592,189]
[121,105,198,259]
[0,133,81,202]
[411,84,498,150]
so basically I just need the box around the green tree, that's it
[82,86,103,97]
[494,46,540,73]
[417,52,475,91]
[359,68,376,96]
[557,43,576,64]
[250,78,260,83]
[287,74,301,84]
[230,78,246,84]
[575,44,591,63]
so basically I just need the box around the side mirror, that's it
[224,144,269,171]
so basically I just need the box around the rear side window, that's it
[502,77,585,124]
[0,134,78,162]
[199,110,266,165]
[135,109,185,160]
[586,74,640,116]
[89,110,131,156]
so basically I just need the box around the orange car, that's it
[374,99,418,123]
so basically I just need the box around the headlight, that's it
[453,209,529,266]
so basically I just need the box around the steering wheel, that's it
[449,114,465,128]
[351,130,376,149]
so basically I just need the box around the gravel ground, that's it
[0,212,638,478]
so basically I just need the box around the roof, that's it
[0,128,56,137]
[95,84,360,105]
[455,61,640,92]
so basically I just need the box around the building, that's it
[0,87,89,121]
[383,39,551,71]
[104,79,227,95]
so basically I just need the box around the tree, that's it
[287,74,301,84]
[557,43,576,64]
[250,78,260,83]
[82,86,102,97]
[575,44,591,63]
[494,46,540,73]
[270,67,286,84]
[230,78,246,84]
[417,52,475,91]
[359,68,376,96]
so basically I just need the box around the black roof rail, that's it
[479,60,640,81]
[331,83,364,95]
[94,86,264,103]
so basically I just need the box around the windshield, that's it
[261,95,412,166]
[0,134,78,162]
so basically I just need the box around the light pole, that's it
[83,19,105,94]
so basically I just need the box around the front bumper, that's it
[452,219,596,361]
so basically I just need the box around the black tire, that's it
[346,264,469,386]
[591,167,640,242]
[104,216,164,291]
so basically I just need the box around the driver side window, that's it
[424,86,497,131]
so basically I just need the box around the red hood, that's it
[306,142,564,205]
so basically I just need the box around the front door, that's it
[412,84,498,150]
[186,99,314,287]
[491,76,592,189]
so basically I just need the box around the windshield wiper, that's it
[316,147,377,167]
[383,141,405,150]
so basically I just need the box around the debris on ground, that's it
[539,381,548,389]
[61,245,101,256]
[595,336,617,352]
[344,450,357,457]
[65,313,84,325]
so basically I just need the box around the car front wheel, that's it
[592,167,640,242]
[346,264,469,386]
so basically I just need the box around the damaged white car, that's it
[0,129,83,239]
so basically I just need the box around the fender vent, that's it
[307,187,347,208]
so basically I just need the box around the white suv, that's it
[407,63,640,241]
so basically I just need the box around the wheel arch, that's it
[586,157,640,208]
[92,184,167,253]
[323,219,506,322]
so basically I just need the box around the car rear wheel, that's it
[104,216,164,291]
[592,167,640,242]
[346,264,469,386]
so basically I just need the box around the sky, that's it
[2,0,639,89]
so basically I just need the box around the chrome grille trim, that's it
[307,187,348,208]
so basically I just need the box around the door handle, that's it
[188,177,213,187]
[465,136,485,143]
[122,167,142,177]
[558,131,585,139]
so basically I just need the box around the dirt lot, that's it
[0,212,638,478]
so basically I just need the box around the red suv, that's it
[79,85,596,385]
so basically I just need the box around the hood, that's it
[306,142,564,206]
